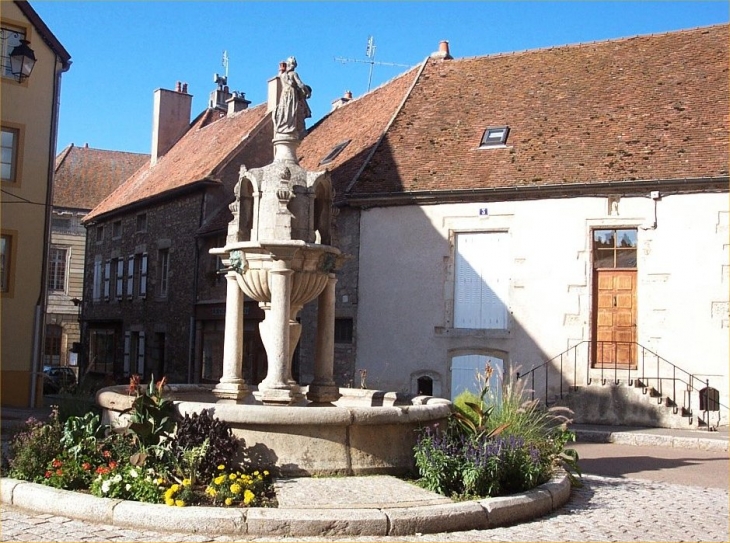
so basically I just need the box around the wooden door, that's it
[593,270,637,367]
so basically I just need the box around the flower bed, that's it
[1,376,275,508]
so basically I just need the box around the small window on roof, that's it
[319,140,351,165]
[479,126,510,148]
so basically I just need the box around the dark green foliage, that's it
[171,409,241,481]
[122,375,176,448]
[6,409,64,483]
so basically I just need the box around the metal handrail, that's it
[515,340,728,430]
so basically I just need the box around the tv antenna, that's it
[335,36,410,92]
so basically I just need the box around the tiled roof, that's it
[53,145,148,210]
[84,103,269,222]
[348,24,729,198]
[297,67,421,202]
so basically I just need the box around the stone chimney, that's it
[430,40,453,60]
[209,74,232,110]
[151,82,192,166]
[330,90,353,111]
[227,91,251,116]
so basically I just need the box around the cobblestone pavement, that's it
[1,475,727,542]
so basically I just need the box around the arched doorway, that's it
[450,353,504,406]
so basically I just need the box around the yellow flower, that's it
[243,489,255,505]
[175,499,185,507]
[170,484,180,493]
[263,470,269,476]
[182,478,191,487]
[253,471,259,476]
[156,477,164,484]
[224,497,233,506]
[164,488,174,500]
[217,464,225,470]
[230,483,241,494]
[207,488,217,497]
[229,473,237,480]
[214,475,225,485]
[165,498,175,506]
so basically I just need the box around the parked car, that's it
[42,365,77,394]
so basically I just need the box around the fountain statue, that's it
[97,59,450,476]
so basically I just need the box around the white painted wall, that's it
[355,192,729,410]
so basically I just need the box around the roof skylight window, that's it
[479,126,510,148]
[319,140,351,165]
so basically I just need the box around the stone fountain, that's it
[96,58,450,476]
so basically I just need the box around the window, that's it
[334,318,353,344]
[1,25,27,78]
[124,331,146,378]
[96,226,104,243]
[136,213,147,233]
[593,229,637,269]
[44,324,62,365]
[454,232,510,329]
[158,249,169,297]
[479,126,510,148]
[89,328,115,375]
[319,140,351,165]
[48,247,68,292]
[112,221,122,239]
[1,232,15,294]
[1,127,18,182]
[51,217,72,230]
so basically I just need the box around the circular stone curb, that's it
[0,473,571,536]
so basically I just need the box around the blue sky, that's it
[31,1,729,156]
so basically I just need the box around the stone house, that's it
[1,0,71,407]
[80,80,272,384]
[313,26,728,426]
[46,144,148,374]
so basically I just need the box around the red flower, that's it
[96,466,109,475]
[55,469,63,476]
[44,471,52,478]
[108,461,117,470]
[51,459,62,468]
[82,462,91,471]
[102,450,111,458]
[156,375,167,394]
[128,374,141,395]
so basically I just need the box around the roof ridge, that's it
[54,143,74,173]
[449,22,728,64]
[343,59,428,195]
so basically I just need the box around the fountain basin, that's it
[97,385,451,477]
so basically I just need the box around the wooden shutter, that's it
[127,255,134,299]
[93,259,102,301]
[104,260,111,301]
[123,331,131,375]
[116,259,124,299]
[137,332,145,376]
[140,253,148,298]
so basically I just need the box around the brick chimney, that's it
[331,90,353,111]
[430,40,453,60]
[151,82,192,166]
[227,91,251,116]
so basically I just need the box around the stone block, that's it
[245,507,387,536]
[0,477,21,503]
[481,488,553,527]
[385,501,488,536]
[11,481,118,522]
[112,501,246,534]
[540,473,571,508]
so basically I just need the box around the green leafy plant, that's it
[90,463,165,503]
[122,375,176,449]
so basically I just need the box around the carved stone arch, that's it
[448,348,508,404]
[308,172,333,245]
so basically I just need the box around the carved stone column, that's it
[213,272,249,400]
[307,274,340,404]
[258,260,302,404]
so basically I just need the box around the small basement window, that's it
[479,126,510,148]
[319,140,351,165]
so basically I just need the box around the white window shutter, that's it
[140,253,148,298]
[127,255,134,298]
[123,332,131,375]
[137,332,145,376]
[104,260,111,301]
[93,259,102,301]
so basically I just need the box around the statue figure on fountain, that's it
[272,56,312,141]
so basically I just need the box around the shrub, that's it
[415,363,581,499]
[171,409,240,481]
[7,409,63,483]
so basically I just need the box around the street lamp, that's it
[9,39,36,81]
